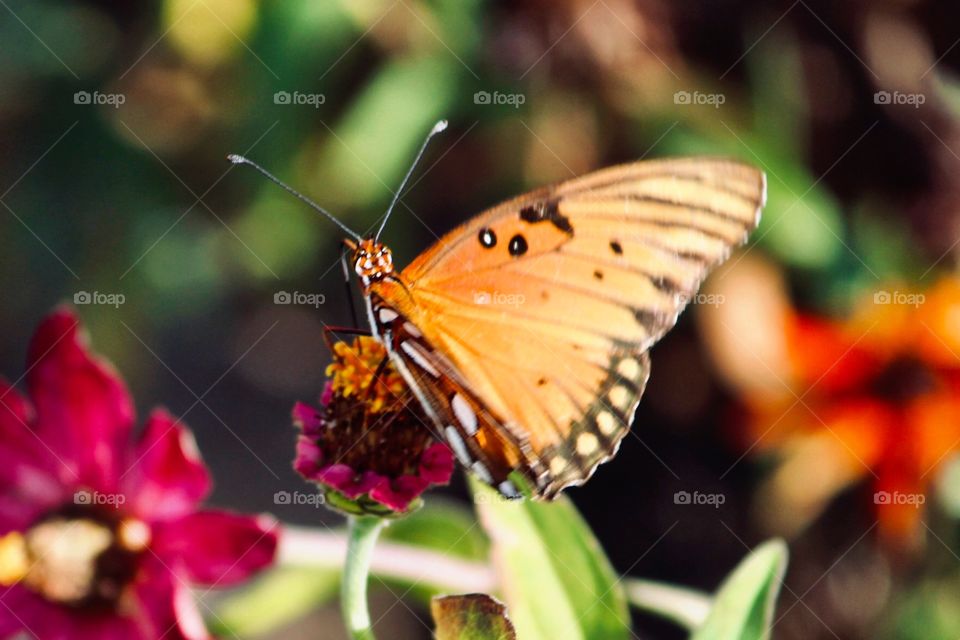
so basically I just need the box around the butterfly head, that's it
[348,238,394,282]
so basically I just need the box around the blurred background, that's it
[3,0,960,638]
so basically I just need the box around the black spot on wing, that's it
[519,200,573,234]
[633,308,663,329]
[509,234,529,256]
[479,228,497,248]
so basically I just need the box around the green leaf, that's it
[207,566,339,637]
[383,499,490,561]
[314,54,460,213]
[432,593,518,640]
[881,577,960,640]
[381,500,491,603]
[625,578,711,631]
[692,539,788,640]
[748,30,808,160]
[472,480,631,640]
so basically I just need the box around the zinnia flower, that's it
[293,336,453,516]
[0,308,279,639]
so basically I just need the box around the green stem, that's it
[341,516,384,640]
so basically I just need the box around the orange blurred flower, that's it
[703,258,960,549]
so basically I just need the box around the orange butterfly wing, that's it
[369,157,765,498]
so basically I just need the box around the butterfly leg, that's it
[359,353,395,404]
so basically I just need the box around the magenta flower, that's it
[293,337,453,515]
[0,308,279,640]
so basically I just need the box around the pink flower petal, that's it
[153,510,279,587]
[0,464,65,534]
[0,587,75,639]
[172,579,212,640]
[293,435,324,478]
[0,378,35,448]
[320,382,334,407]
[419,442,454,485]
[123,409,212,522]
[370,475,429,512]
[26,308,135,492]
[292,401,324,437]
[0,386,67,532]
[0,585,144,640]
[0,585,34,637]
[315,465,382,499]
[0,376,69,482]
[131,557,206,640]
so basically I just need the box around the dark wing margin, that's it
[536,350,651,499]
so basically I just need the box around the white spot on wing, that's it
[451,393,478,435]
[498,480,520,499]
[400,341,440,377]
[577,432,600,456]
[608,385,630,409]
[549,456,568,476]
[471,461,493,484]
[445,426,471,465]
[597,411,617,436]
[378,308,398,323]
[617,358,641,379]
[403,321,423,338]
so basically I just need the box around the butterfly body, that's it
[345,157,766,500]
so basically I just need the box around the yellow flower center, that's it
[0,516,150,607]
[0,532,28,587]
[325,337,407,413]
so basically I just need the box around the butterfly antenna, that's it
[375,119,448,241]
[227,154,363,242]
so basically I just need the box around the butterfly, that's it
[230,120,765,500]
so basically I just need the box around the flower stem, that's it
[341,516,384,640]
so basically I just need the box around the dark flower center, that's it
[314,336,438,479]
[9,503,149,611]
[322,393,433,478]
[870,356,938,405]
